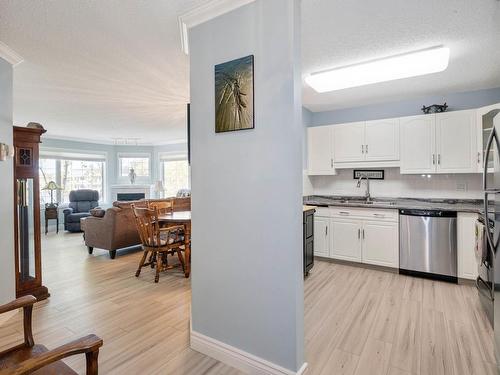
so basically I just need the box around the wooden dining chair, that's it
[147,200,173,215]
[0,295,103,375]
[131,205,185,283]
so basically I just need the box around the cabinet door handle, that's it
[325,226,328,236]
[339,211,350,215]
[438,154,441,165]
[358,228,361,239]
[331,158,334,168]
[373,213,385,218]
[361,145,364,154]
[365,144,368,154]
[432,154,436,165]
[478,152,481,164]
[362,229,365,239]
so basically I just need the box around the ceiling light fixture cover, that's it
[305,46,450,93]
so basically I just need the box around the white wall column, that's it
[189,0,305,373]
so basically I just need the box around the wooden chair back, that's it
[173,197,191,212]
[131,205,161,249]
[148,200,173,215]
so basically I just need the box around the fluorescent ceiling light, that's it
[305,46,450,93]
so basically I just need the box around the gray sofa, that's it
[63,190,99,232]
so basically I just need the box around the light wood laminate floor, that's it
[305,261,496,375]
[0,232,495,374]
[0,232,242,375]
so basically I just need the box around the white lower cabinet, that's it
[457,212,479,280]
[317,208,399,269]
[314,207,477,277]
[362,221,399,268]
[330,218,362,262]
[313,216,330,257]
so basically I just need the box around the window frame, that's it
[158,152,190,197]
[117,152,152,183]
[39,147,108,204]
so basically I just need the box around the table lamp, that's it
[42,181,62,207]
[154,180,165,199]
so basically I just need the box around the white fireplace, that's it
[111,184,152,202]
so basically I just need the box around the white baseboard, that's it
[0,310,17,327]
[190,330,308,375]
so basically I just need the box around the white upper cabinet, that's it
[333,122,365,162]
[307,108,481,175]
[364,118,400,162]
[307,126,335,175]
[476,103,500,173]
[400,111,478,174]
[400,115,436,174]
[333,120,400,165]
[435,110,477,173]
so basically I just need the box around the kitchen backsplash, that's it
[303,168,483,199]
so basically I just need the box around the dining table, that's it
[158,211,191,278]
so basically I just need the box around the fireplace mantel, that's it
[111,184,152,202]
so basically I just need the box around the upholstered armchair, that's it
[63,190,99,232]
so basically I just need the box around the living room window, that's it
[159,153,189,197]
[39,151,106,204]
[59,160,105,203]
[118,153,151,182]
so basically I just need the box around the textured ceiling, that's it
[0,0,205,145]
[1,0,499,144]
[302,0,500,112]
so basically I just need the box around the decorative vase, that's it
[128,168,137,184]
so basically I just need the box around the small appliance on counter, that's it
[399,209,457,283]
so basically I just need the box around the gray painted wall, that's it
[0,58,15,305]
[302,108,313,169]
[190,0,304,371]
[310,87,500,126]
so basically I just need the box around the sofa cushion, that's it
[66,212,92,223]
[90,208,105,218]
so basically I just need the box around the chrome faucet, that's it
[356,173,371,202]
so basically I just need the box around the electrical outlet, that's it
[456,182,467,192]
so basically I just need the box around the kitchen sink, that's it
[365,201,396,206]
[335,198,396,206]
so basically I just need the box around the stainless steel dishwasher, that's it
[399,209,457,283]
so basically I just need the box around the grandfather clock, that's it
[13,125,49,301]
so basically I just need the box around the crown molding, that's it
[178,0,256,54]
[43,134,187,147]
[0,41,24,66]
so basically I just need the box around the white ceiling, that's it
[302,0,500,112]
[0,0,204,145]
[1,0,499,144]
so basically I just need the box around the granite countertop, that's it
[303,195,486,214]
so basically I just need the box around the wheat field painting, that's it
[215,55,254,133]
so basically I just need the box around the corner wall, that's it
[0,57,15,306]
[190,0,304,372]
